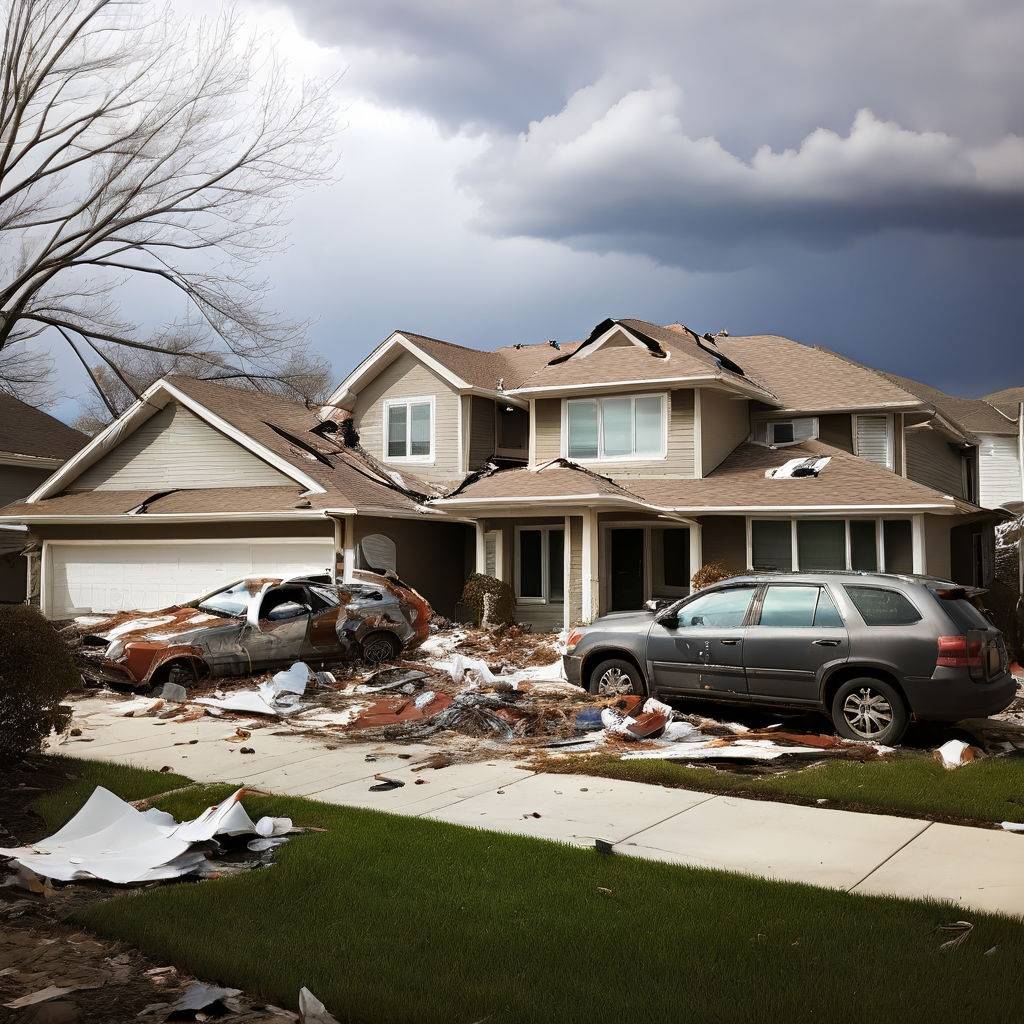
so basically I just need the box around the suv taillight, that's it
[936,635,983,668]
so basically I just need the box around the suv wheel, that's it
[830,677,908,745]
[588,658,645,697]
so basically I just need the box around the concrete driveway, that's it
[51,696,1024,919]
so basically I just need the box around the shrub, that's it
[691,561,737,591]
[458,573,515,626]
[0,605,78,764]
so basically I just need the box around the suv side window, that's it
[844,585,922,626]
[676,586,757,628]
[758,585,844,628]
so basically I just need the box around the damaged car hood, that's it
[83,606,239,646]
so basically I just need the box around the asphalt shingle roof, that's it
[0,393,87,460]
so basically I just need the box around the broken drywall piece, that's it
[1001,821,1024,834]
[765,456,831,479]
[448,654,497,686]
[0,787,285,884]
[298,987,340,1024]
[934,738,983,769]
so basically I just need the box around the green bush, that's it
[459,573,514,626]
[0,605,78,764]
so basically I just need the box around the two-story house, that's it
[1,318,1017,629]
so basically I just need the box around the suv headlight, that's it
[104,640,125,661]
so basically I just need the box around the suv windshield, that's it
[198,581,254,618]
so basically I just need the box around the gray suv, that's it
[563,572,1016,744]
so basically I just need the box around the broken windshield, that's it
[198,581,253,618]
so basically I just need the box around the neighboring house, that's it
[0,394,86,603]
[1,318,1020,630]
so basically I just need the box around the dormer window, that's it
[564,394,666,461]
[752,417,818,447]
[384,396,434,462]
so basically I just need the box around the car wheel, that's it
[361,632,400,665]
[830,677,908,745]
[588,658,645,697]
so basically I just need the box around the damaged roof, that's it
[983,386,1024,426]
[714,335,925,414]
[435,441,976,514]
[631,440,977,513]
[438,459,647,505]
[507,319,778,400]
[0,392,87,462]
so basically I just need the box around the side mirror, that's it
[644,598,669,612]
[657,612,679,629]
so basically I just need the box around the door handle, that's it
[719,638,742,645]
[812,638,842,647]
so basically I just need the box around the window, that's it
[752,418,817,446]
[850,521,878,571]
[758,585,844,628]
[385,398,432,460]
[796,520,845,571]
[565,395,664,460]
[653,528,691,593]
[516,527,564,603]
[882,520,913,574]
[933,591,993,631]
[844,586,921,625]
[676,586,756,628]
[963,451,977,504]
[198,580,254,618]
[751,520,792,571]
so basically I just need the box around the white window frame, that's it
[745,516,922,573]
[751,417,819,447]
[382,395,435,464]
[514,525,565,604]
[561,392,668,463]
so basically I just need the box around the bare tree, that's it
[71,322,333,434]
[0,0,338,409]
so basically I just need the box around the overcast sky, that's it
[51,0,1024,420]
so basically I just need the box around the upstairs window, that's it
[752,418,817,446]
[565,394,665,461]
[385,398,433,461]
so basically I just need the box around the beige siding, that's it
[0,465,51,506]
[699,516,748,575]
[905,425,965,498]
[699,389,749,476]
[533,389,695,476]
[924,515,952,581]
[819,414,854,453]
[569,516,583,626]
[69,403,291,492]
[893,414,904,475]
[469,396,496,470]
[351,351,462,483]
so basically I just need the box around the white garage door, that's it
[46,540,335,616]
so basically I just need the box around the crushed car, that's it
[76,570,432,690]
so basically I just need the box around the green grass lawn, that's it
[541,751,1024,826]
[32,758,1024,1024]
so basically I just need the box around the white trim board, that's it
[0,451,66,469]
[26,379,325,502]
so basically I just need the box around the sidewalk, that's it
[52,697,1024,919]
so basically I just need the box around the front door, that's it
[742,583,849,700]
[647,584,757,695]
[610,529,645,610]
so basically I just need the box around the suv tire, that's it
[588,658,646,697]
[830,677,908,745]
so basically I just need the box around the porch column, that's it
[563,514,571,632]
[581,508,600,623]
[911,514,926,574]
[342,514,357,582]
[474,521,486,573]
[689,521,702,591]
